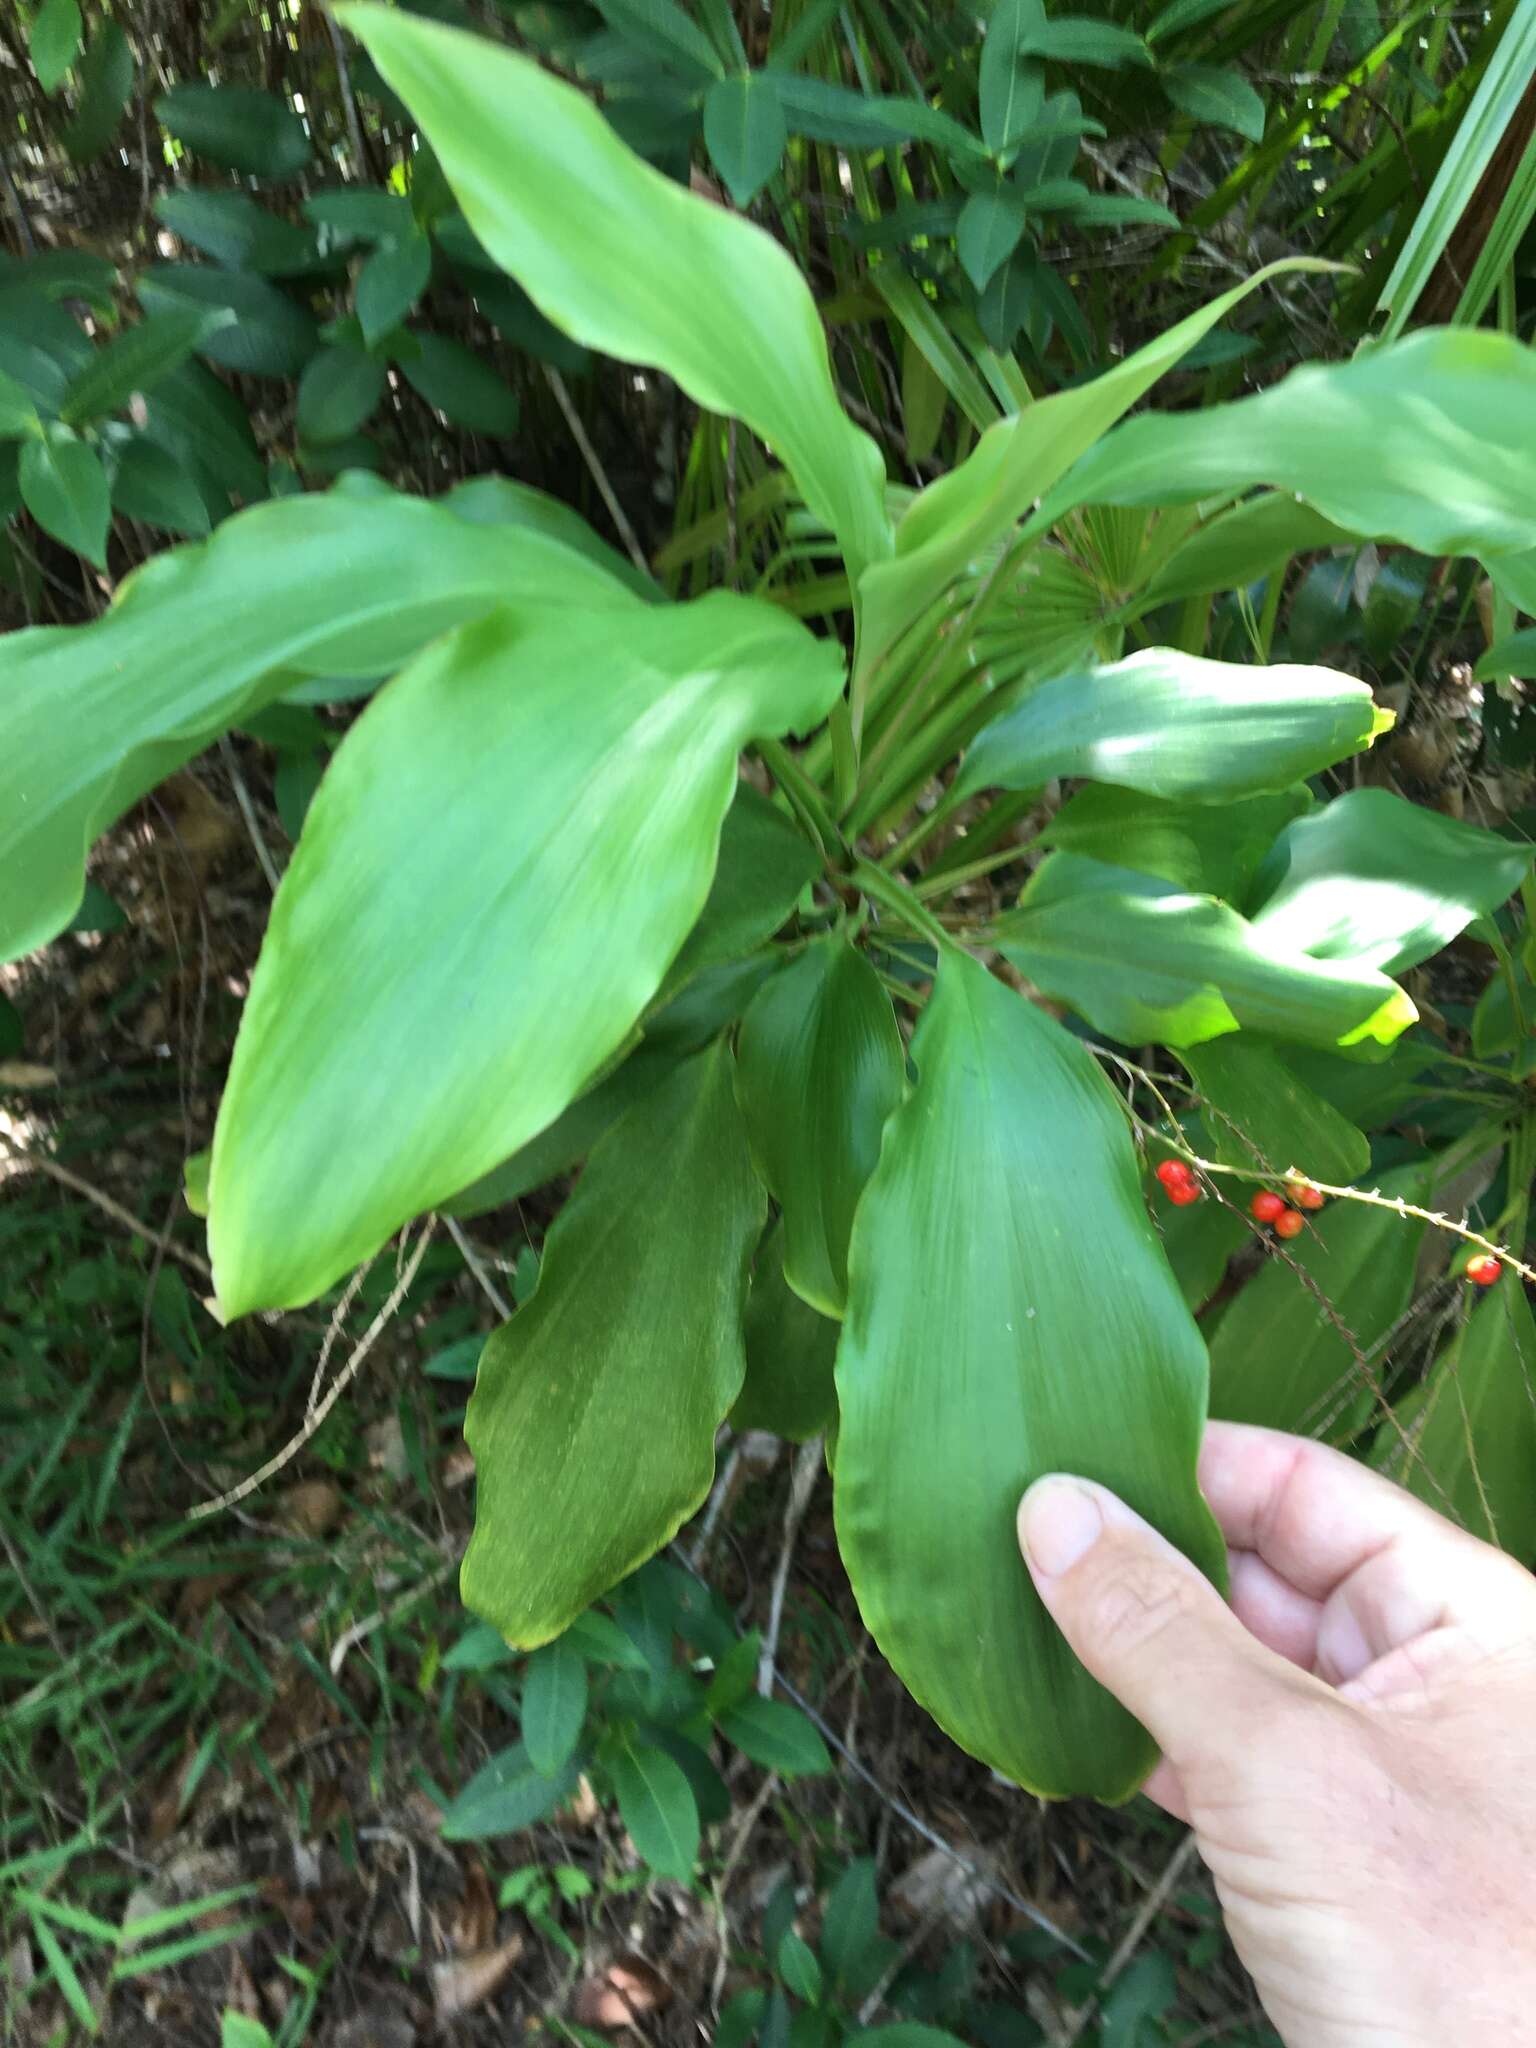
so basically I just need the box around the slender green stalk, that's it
[852,859,953,950]
[756,737,844,862]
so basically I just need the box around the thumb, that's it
[1017,1475,1312,1773]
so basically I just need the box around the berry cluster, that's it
[1249,1171,1325,1242]
[1154,1157,1201,1206]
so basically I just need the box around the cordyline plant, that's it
[5,8,1536,1804]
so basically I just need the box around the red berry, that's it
[1274,1207,1305,1240]
[1466,1254,1501,1286]
[1250,1190,1286,1224]
[1295,1183,1326,1212]
[1155,1158,1194,1191]
[1166,1180,1202,1207]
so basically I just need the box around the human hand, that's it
[1017,1421,1536,2048]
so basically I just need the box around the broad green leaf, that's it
[154,83,312,178]
[979,0,1046,154]
[735,935,905,1317]
[1249,790,1532,973]
[62,18,132,161]
[399,334,519,436]
[439,472,657,599]
[356,230,432,346]
[60,308,235,427]
[458,1045,763,1643]
[30,0,81,94]
[733,1220,840,1440]
[136,265,318,379]
[1378,1286,1536,1560]
[0,485,635,962]
[154,189,320,274]
[441,1739,579,1839]
[703,74,787,206]
[835,948,1225,1799]
[820,1859,882,1997]
[1038,330,1536,566]
[109,437,212,537]
[609,1738,699,1880]
[717,1694,832,1777]
[956,650,1388,805]
[1146,0,1238,40]
[1208,1162,1432,1438]
[1180,1039,1371,1185]
[856,261,1324,688]
[521,1640,588,1776]
[338,5,891,582]
[0,248,117,309]
[1474,625,1536,681]
[210,597,835,1313]
[19,429,109,566]
[1040,784,1313,900]
[1137,495,1356,610]
[1020,16,1150,65]
[956,190,1029,290]
[295,345,386,444]
[995,854,1416,1051]
[1162,63,1265,141]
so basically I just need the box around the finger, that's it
[1018,1475,1321,1775]
[1201,1421,1536,1671]
[1228,1549,1322,1669]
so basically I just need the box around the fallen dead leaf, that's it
[278,1479,343,1540]
[449,1861,497,1953]
[430,1933,524,2017]
[888,1845,1002,1933]
[0,1062,58,1087]
[572,1953,671,2028]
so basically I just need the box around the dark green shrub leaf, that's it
[1019,16,1150,65]
[521,1640,588,1775]
[762,72,985,158]
[1180,1039,1370,1186]
[109,436,212,537]
[154,189,321,274]
[1162,63,1265,142]
[142,357,265,505]
[296,345,386,444]
[60,308,235,427]
[659,784,821,998]
[0,484,636,962]
[30,0,81,94]
[777,1929,822,2003]
[441,1739,578,1839]
[459,1044,763,1641]
[136,265,318,379]
[1060,192,1179,228]
[820,1857,883,1996]
[399,333,519,435]
[703,73,787,206]
[958,650,1389,806]
[356,230,432,346]
[62,19,132,161]
[0,365,40,436]
[1249,789,1532,974]
[608,1738,699,1880]
[19,428,109,566]
[154,82,313,178]
[208,594,839,1314]
[592,0,725,80]
[338,4,891,580]
[979,0,1046,155]
[834,948,1225,1798]
[304,187,415,243]
[996,853,1415,1050]
[735,934,905,1317]
[717,1694,831,1777]
[1139,495,1354,609]
[1209,1162,1432,1437]
[733,1221,839,1441]
[1039,784,1312,900]
[956,190,1029,290]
